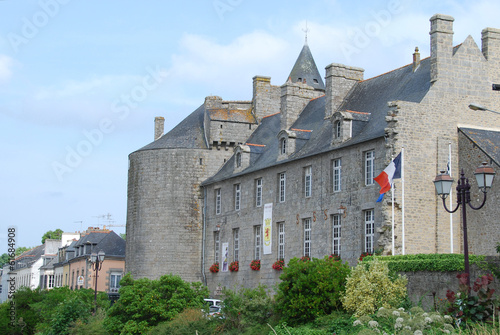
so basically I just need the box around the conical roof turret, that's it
[287,43,325,90]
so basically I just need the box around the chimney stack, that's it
[154,116,165,141]
[412,47,420,72]
[482,27,500,62]
[430,14,454,83]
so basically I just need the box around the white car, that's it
[204,298,223,316]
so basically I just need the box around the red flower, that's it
[209,263,219,273]
[272,259,285,271]
[229,261,239,272]
[250,259,261,271]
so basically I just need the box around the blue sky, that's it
[1,0,499,249]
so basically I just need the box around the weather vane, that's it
[302,20,309,44]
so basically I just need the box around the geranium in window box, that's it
[359,252,373,262]
[209,262,219,273]
[250,259,261,271]
[272,259,285,271]
[300,256,310,262]
[329,254,341,261]
[229,261,239,272]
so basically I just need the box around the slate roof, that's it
[73,230,125,258]
[135,104,208,152]
[288,44,325,90]
[15,245,45,269]
[202,57,432,185]
[459,127,500,167]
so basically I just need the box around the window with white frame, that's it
[255,178,262,207]
[279,172,286,203]
[332,214,341,256]
[48,275,55,289]
[278,222,285,260]
[335,121,341,138]
[214,231,220,263]
[234,184,241,211]
[364,209,374,253]
[365,150,375,185]
[280,138,287,154]
[233,228,239,262]
[110,272,122,293]
[303,218,311,257]
[254,225,261,260]
[304,166,312,198]
[215,189,221,215]
[333,158,341,192]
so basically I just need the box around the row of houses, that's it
[0,228,125,303]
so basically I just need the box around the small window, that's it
[313,79,319,84]
[304,166,312,198]
[280,138,287,155]
[298,77,302,82]
[236,153,241,167]
[249,124,252,130]
[214,231,220,263]
[215,189,221,215]
[255,178,263,207]
[332,214,341,256]
[303,218,311,258]
[220,124,223,129]
[233,228,239,262]
[364,210,374,253]
[254,226,261,260]
[278,222,285,260]
[199,158,203,165]
[335,121,341,138]
[110,272,122,293]
[333,158,341,192]
[279,172,286,203]
[365,151,375,185]
[234,184,241,211]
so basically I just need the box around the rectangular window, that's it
[110,273,122,293]
[234,184,241,211]
[48,275,54,289]
[333,158,341,192]
[279,172,286,203]
[214,231,220,263]
[215,189,221,215]
[278,222,285,260]
[303,218,311,257]
[365,151,375,185]
[364,210,374,253]
[255,178,262,207]
[304,166,312,198]
[254,225,261,260]
[332,214,341,256]
[233,228,239,262]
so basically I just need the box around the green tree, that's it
[41,228,63,244]
[104,273,208,334]
[0,253,9,268]
[275,256,351,326]
[15,246,31,256]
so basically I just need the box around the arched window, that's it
[280,138,287,154]
[236,152,241,167]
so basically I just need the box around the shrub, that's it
[343,258,407,317]
[147,308,219,335]
[104,273,208,334]
[221,284,274,332]
[275,255,350,325]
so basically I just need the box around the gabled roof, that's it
[459,127,500,167]
[288,44,325,90]
[15,245,45,268]
[72,230,125,258]
[202,58,432,185]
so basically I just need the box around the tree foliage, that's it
[275,256,351,326]
[104,273,209,334]
[41,228,64,244]
[15,246,31,256]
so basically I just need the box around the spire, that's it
[287,43,325,90]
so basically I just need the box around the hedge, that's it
[361,254,486,272]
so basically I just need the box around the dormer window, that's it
[236,152,242,167]
[280,138,287,155]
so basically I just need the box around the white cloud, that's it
[0,55,14,83]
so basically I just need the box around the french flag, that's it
[374,152,402,202]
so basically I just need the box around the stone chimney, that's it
[154,116,164,141]
[482,27,500,62]
[204,96,223,109]
[324,63,364,117]
[430,14,454,83]
[280,81,323,130]
[412,47,421,72]
[252,76,280,120]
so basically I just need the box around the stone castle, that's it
[126,14,500,294]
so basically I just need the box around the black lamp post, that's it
[89,250,105,314]
[433,162,495,287]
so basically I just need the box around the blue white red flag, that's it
[374,152,402,202]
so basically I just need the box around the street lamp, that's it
[468,103,500,115]
[433,162,495,287]
[89,250,105,314]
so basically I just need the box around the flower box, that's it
[250,259,261,271]
[272,259,285,271]
[229,261,239,272]
[209,262,219,273]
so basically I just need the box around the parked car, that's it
[204,298,223,317]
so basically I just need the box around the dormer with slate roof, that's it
[277,129,297,160]
[331,110,371,145]
[234,144,251,172]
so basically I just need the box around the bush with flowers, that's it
[300,256,310,262]
[272,259,285,271]
[329,254,341,261]
[250,259,261,271]
[359,252,373,262]
[229,261,239,272]
[209,262,219,273]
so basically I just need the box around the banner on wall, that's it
[263,203,273,254]
[221,242,229,272]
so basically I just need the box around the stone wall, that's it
[252,76,281,121]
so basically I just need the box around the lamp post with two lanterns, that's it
[89,250,105,314]
[433,162,495,288]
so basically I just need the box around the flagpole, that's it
[449,142,453,253]
[392,172,395,256]
[402,147,405,255]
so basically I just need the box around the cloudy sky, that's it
[1,0,499,249]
